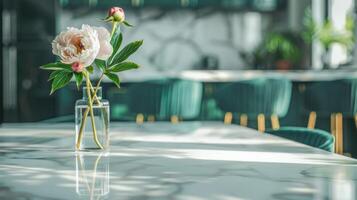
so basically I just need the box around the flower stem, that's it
[89,75,105,107]
[110,22,118,38]
[76,73,105,150]
[89,74,105,104]
[76,108,89,150]
[85,72,104,149]
[88,77,109,135]
[94,74,105,95]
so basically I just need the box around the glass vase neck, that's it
[82,87,102,100]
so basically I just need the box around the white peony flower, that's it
[51,25,112,68]
[94,26,113,60]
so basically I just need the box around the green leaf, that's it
[111,33,123,56]
[104,16,114,22]
[40,62,72,71]
[95,59,106,72]
[105,72,120,88]
[87,66,94,74]
[110,40,143,65]
[108,32,123,64]
[74,72,83,90]
[108,62,139,72]
[345,13,354,32]
[50,71,73,95]
[48,70,62,81]
[123,20,134,27]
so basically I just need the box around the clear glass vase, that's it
[75,87,110,151]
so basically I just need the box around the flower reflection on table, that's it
[75,152,110,199]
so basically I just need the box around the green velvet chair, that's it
[127,79,166,123]
[106,85,137,121]
[214,77,292,132]
[303,78,357,154]
[127,78,203,123]
[266,127,335,152]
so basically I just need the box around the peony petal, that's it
[96,41,113,60]
[95,27,111,41]
[51,25,101,67]
[93,26,113,60]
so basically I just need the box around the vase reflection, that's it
[75,152,110,199]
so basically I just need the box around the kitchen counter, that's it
[0,122,357,199]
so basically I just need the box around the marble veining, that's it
[0,122,357,200]
[59,8,269,72]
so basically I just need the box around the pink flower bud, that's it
[108,7,125,23]
[71,62,84,72]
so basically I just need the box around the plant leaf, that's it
[104,72,120,88]
[110,40,143,65]
[104,16,114,22]
[123,20,134,27]
[40,62,72,71]
[109,32,123,64]
[48,70,62,81]
[87,66,94,74]
[108,62,139,72]
[111,33,123,56]
[108,24,122,64]
[74,72,83,90]
[50,71,73,95]
[94,59,106,72]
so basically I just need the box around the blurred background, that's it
[1,0,357,155]
[1,0,355,121]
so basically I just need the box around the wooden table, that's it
[0,122,356,200]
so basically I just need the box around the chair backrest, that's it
[266,127,335,152]
[127,78,203,120]
[214,77,292,117]
[304,78,357,116]
[160,79,203,119]
[128,79,166,116]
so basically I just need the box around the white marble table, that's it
[0,122,357,200]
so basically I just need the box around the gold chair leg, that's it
[354,114,357,129]
[330,113,336,153]
[171,115,179,124]
[136,113,144,124]
[224,112,233,125]
[240,114,248,127]
[257,114,265,132]
[270,114,280,130]
[335,113,343,155]
[308,111,316,129]
[147,115,155,122]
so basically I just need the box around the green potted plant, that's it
[253,32,302,70]
[302,8,355,68]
